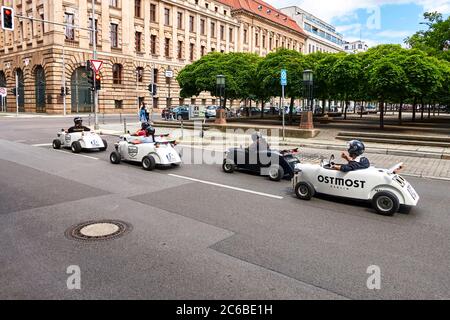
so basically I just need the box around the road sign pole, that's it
[15,70,19,117]
[282,85,285,141]
[92,0,98,130]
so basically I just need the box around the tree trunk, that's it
[398,100,403,125]
[412,97,417,121]
[322,99,326,116]
[289,97,294,125]
[344,100,349,120]
[427,103,431,119]
[360,101,364,118]
[260,99,264,118]
[420,98,424,120]
[379,100,385,129]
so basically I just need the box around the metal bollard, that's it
[123,118,127,133]
[88,113,91,126]
[102,112,105,124]
[119,113,122,123]
[181,119,184,140]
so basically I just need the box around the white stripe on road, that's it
[54,150,99,160]
[32,143,52,147]
[168,174,283,199]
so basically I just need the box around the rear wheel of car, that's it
[142,155,156,171]
[295,182,315,200]
[268,165,284,181]
[222,159,235,173]
[52,139,61,149]
[71,141,82,153]
[110,151,121,164]
[372,191,400,216]
[100,139,108,151]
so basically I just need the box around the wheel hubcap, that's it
[224,163,232,171]
[269,168,278,178]
[377,196,393,211]
[298,185,308,196]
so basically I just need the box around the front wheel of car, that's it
[71,141,82,153]
[268,165,284,181]
[295,182,315,200]
[52,139,61,149]
[142,155,156,171]
[372,191,400,216]
[110,151,121,164]
[222,159,235,173]
[100,139,108,151]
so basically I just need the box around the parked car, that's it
[238,107,261,117]
[171,106,190,120]
[205,105,218,118]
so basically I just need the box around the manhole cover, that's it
[65,220,132,242]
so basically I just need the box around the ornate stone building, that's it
[0,0,307,114]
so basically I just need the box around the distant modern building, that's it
[342,40,369,53]
[280,6,343,54]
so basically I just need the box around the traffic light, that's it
[95,72,101,90]
[1,6,14,31]
[87,70,94,90]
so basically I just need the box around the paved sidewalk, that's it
[97,122,450,181]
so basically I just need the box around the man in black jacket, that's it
[332,140,370,172]
[68,117,91,133]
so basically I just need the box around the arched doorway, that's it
[71,67,93,113]
[16,69,25,112]
[35,66,46,113]
[0,71,6,112]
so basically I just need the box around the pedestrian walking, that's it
[139,104,147,123]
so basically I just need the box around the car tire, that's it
[110,151,121,164]
[222,159,235,173]
[52,139,61,149]
[100,139,108,151]
[372,191,400,216]
[71,141,82,153]
[268,165,284,181]
[295,181,315,200]
[142,155,156,171]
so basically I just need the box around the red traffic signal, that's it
[1,6,14,31]
[95,73,101,90]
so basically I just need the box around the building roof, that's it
[217,0,306,36]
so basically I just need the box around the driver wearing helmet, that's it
[249,132,270,152]
[332,140,370,172]
[68,117,91,133]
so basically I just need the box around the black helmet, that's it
[251,132,262,142]
[74,117,82,124]
[146,126,155,136]
[347,140,365,157]
[141,122,150,130]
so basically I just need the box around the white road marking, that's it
[168,174,283,199]
[32,143,52,147]
[54,150,99,160]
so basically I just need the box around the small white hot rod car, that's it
[292,155,419,216]
[109,134,182,170]
[52,130,107,153]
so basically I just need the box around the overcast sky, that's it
[265,0,450,47]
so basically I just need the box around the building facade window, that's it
[210,22,215,37]
[189,16,194,32]
[110,23,118,48]
[164,8,170,26]
[151,35,157,54]
[65,13,74,40]
[150,4,157,22]
[220,25,224,40]
[135,31,142,52]
[262,35,265,48]
[136,67,144,82]
[189,43,194,60]
[201,45,205,56]
[135,0,141,18]
[112,64,122,84]
[200,19,205,35]
[153,68,158,83]
[164,38,170,57]
[177,12,183,29]
[114,100,123,109]
[110,0,118,7]
[244,29,247,43]
[255,33,259,46]
[89,18,98,45]
[229,28,233,42]
[177,40,183,59]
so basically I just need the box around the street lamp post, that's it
[165,66,173,110]
[215,75,226,124]
[300,69,314,130]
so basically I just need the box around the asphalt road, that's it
[0,117,449,300]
